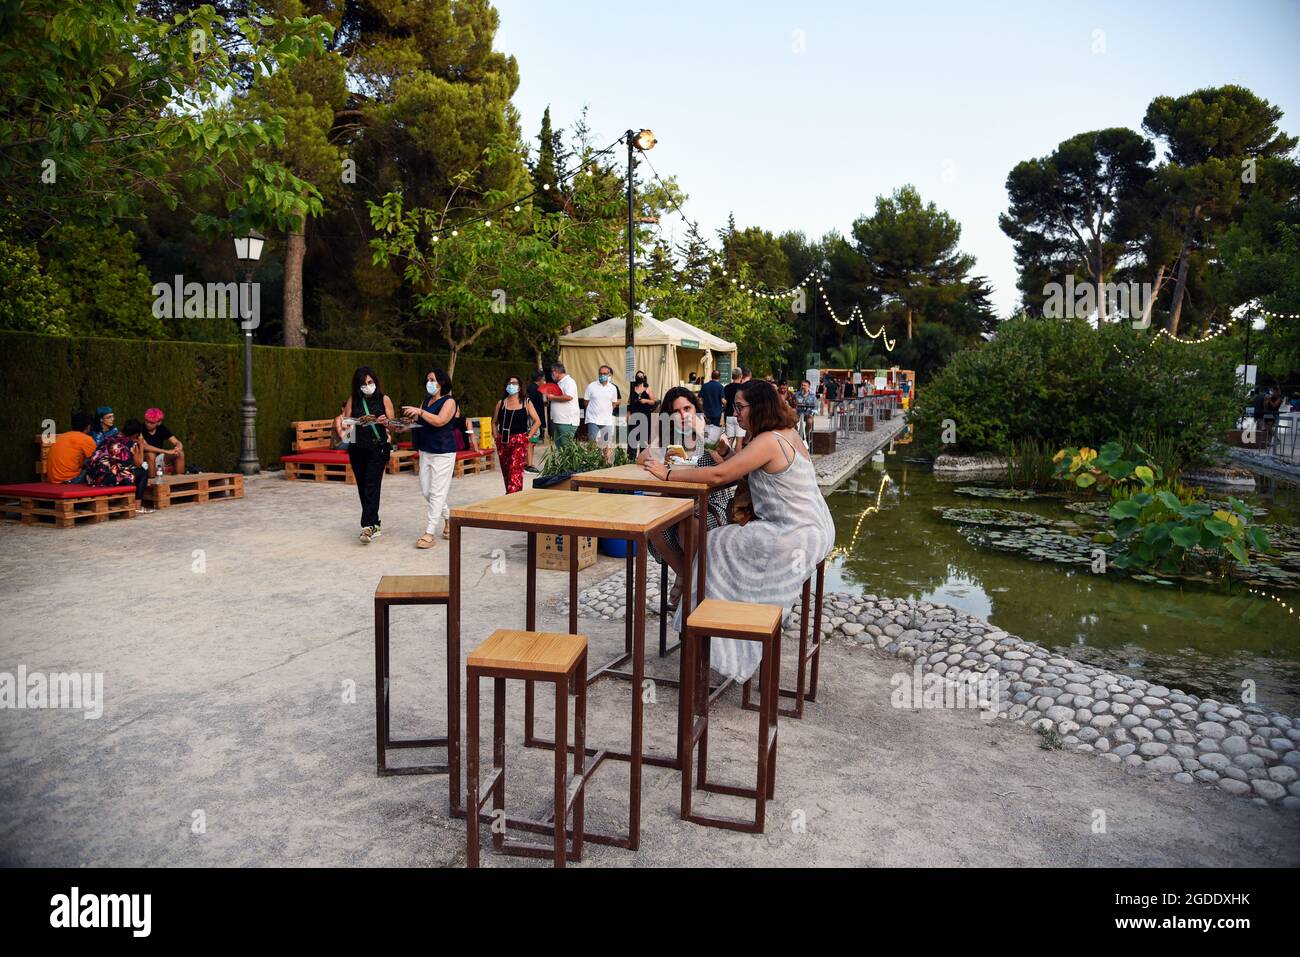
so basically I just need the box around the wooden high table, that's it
[447,487,696,851]
[570,463,721,658]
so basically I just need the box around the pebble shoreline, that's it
[560,568,1300,812]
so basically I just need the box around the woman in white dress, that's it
[641,379,835,682]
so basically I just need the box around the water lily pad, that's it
[952,486,1039,500]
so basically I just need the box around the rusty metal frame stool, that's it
[467,630,589,868]
[681,600,782,833]
[374,575,451,777]
[741,559,827,719]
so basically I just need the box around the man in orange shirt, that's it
[47,412,97,483]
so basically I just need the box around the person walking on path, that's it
[627,369,657,458]
[546,362,580,447]
[335,366,394,544]
[642,379,835,682]
[525,368,548,472]
[583,364,620,462]
[493,374,542,494]
[399,368,458,549]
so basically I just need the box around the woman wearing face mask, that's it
[492,375,542,494]
[401,368,457,549]
[627,370,657,459]
[335,366,395,543]
[636,387,736,610]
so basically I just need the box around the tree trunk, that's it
[446,346,459,384]
[1168,248,1190,336]
[906,308,913,339]
[1167,204,1201,336]
[1139,264,1166,329]
[283,220,306,347]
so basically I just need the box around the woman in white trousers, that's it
[401,368,459,549]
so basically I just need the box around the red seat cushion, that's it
[456,450,490,460]
[282,452,350,465]
[0,482,135,499]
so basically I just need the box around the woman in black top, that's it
[334,366,394,543]
[493,374,541,494]
[627,370,657,459]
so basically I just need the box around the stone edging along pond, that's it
[562,570,1300,812]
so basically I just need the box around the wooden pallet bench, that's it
[0,482,138,529]
[454,449,495,476]
[282,451,354,484]
[145,472,244,509]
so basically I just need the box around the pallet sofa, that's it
[0,481,138,528]
[281,418,418,483]
[281,418,493,482]
[27,435,243,518]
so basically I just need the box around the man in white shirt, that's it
[583,364,620,461]
[546,362,580,447]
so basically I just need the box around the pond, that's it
[823,461,1300,715]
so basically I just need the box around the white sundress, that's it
[676,431,836,682]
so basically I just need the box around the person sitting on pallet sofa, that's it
[85,418,151,510]
[47,411,97,484]
[90,406,118,447]
[141,407,185,478]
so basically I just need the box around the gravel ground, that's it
[1,468,1296,867]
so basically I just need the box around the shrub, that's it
[912,315,1244,463]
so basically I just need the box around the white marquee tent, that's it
[557,312,738,402]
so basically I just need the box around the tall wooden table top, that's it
[450,487,693,535]
[570,463,714,494]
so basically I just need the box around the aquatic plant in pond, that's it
[1053,440,1273,576]
[952,486,1039,500]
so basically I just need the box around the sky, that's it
[494,0,1300,318]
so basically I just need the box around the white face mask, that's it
[360,383,376,397]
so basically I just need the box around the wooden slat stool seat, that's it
[681,599,782,834]
[741,558,827,719]
[467,630,589,868]
[374,576,451,776]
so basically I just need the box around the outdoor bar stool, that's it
[681,599,782,833]
[466,630,588,868]
[374,575,450,777]
[740,558,827,719]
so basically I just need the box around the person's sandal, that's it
[416,533,436,549]
[665,577,682,612]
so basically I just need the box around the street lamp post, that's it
[624,128,656,381]
[233,229,265,476]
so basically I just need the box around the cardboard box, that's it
[538,532,597,571]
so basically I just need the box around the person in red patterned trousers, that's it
[493,375,542,493]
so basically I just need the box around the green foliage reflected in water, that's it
[824,463,1300,714]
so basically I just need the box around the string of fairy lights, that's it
[410,129,1293,356]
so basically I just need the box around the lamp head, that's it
[234,228,266,264]
[634,129,657,151]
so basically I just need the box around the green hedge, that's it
[0,330,525,483]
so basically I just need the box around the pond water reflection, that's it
[823,462,1300,714]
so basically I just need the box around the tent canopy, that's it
[557,312,738,404]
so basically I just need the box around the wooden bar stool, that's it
[374,575,450,776]
[467,630,588,868]
[681,599,782,833]
[740,559,827,719]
